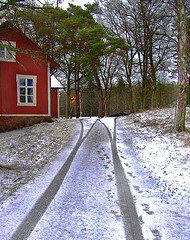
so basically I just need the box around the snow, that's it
[116,107,190,240]
[100,117,115,139]
[0,119,81,202]
[80,117,98,138]
[0,107,190,240]
[51,75,63,89]
[0,119,82,239]
[27,120,125,240]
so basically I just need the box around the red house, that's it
[0,22,60,132]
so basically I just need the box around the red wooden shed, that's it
[0,22,60,132]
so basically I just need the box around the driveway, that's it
[5,118,143,240]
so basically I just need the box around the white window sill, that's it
[0,58,16,62]
[17,103,37,107]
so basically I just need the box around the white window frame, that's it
[0,40,16,62]
[16,74,37,106]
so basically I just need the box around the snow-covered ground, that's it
[116,107,190,240]
[0,119,81,203]
[0,107,190,240]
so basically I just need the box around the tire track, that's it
[11,119,95,240]
[11,118,143,240]
[100,118,144,240]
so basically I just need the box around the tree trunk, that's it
[128,80,135,113]
[66,75,71,119]
[174,0,188,132]
[175,92,187,131]
[75,62,80,118]
[141,0,149,110]
[98,88,105,118]
[149,28,157,109]
[93,70,105,118]
[123,52,135,113]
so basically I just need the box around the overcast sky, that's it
[39,0,95,9]
[61,0,95,9]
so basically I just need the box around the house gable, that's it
[0,22,58,71]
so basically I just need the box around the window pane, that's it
[27,88,33,95]
[17,75,36,105]
[20,88,26,95]
[6,49,13,59]
[20,96,26,103]
[0,41,16,60]
[0,46,5,58]
[19,79,26,86]
[0,52,4,58]
[28,96,33,103]
[27,79,33,86]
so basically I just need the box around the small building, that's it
[50,75,63,118]
[0,22,60,132]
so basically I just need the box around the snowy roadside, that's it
[0,119,81,203]
[117,107,190,240]
[0,108,190,240]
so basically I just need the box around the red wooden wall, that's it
[51,89,59,118]
[0,25,50,116]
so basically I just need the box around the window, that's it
[0,40,16,62]
[16,75,37,106]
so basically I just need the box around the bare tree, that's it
[99,0,175,110]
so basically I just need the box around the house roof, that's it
[0,21,59,72]
[51,75,63,89]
